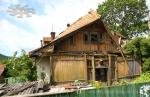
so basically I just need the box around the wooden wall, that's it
[52,55,87,82]
[54,21,118,53]
[117,57,141,78]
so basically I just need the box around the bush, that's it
[91,81,106,88]
[142,58,150,73]
[133,73,150,83]
[3,50,37,82]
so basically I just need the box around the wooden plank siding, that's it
[54,22,118,54]
[52,55,87,83]
[117,57,141,78]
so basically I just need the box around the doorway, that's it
[95,68,107,82]
[87,59,108,82]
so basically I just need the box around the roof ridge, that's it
[59,10,100,36]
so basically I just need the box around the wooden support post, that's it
[115,56,118,82]
[107,54,112,86]
[92,56,95,81]
[84,54,88,80]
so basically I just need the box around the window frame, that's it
[90,32,102,43]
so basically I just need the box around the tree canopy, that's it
[97,0,149,38]
[3,50,37,82]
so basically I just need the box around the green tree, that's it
[124,37,143,63]
[142,58,150,73]
[97,0,149,38]
[124,36,150,72]
[3,50,37,81]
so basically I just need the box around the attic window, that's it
[91,32,102,43]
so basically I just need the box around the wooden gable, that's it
[54,19,119,54]
[30,10,121,56]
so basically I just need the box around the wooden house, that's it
[30,10,141,85]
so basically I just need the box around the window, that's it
[91,33,98,43]
[91,32,102,43]
[83,31,103,44]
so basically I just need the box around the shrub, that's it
[133,73,150,83]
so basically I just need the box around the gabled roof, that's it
[29,10,101,55]
[30,10,124,56]
[51,10,100,43]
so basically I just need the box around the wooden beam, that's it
[51,53,85,56]
[103,23,129,69]
[54,59,84,61]
[92,56,95,81]
[84,54,88,80]
[107,54,112,86]
[115,56,118,82]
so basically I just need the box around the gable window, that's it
[91,33,98,43]
[83,31,103,44]
[91,32,102,43]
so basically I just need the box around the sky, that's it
[0,0,150,56]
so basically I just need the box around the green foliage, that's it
[112,79,130,86]
[124,37,143,61]
[141,37,150,58]
[124,36,150,72]
[124,37,150,59]
[3,50,37,81]
[91,81,106,88]
[142,58,150,73]
[97,0,149,38]
[133,73,150,83]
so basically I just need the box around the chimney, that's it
[40,40,43,47]
[51,32,55,40]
